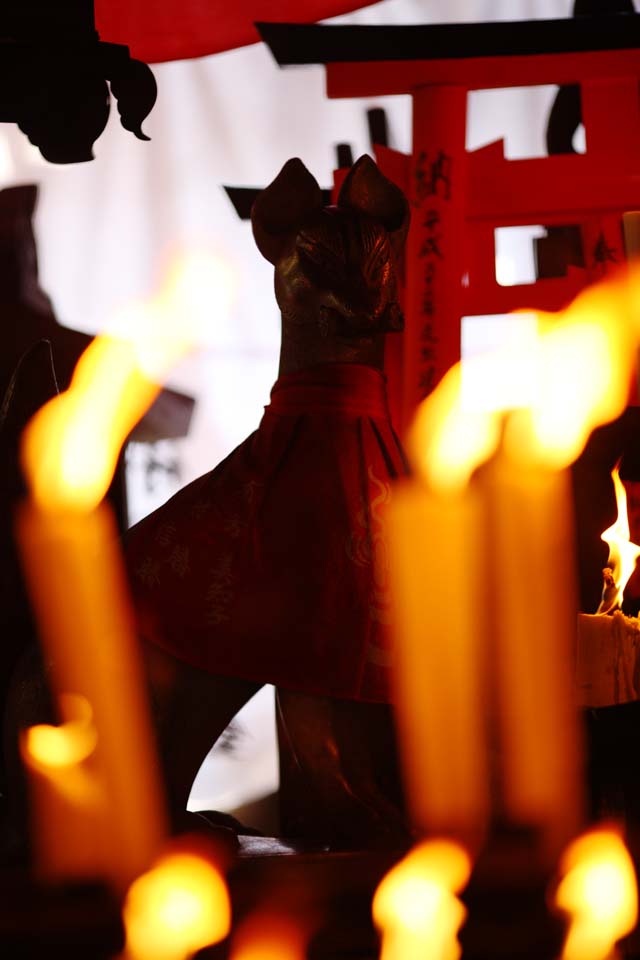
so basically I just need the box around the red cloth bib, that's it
[125,363,408,702]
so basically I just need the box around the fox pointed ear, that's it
[338,154,410,256]
[251,158,323,264]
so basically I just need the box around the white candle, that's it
[576,611,640,707]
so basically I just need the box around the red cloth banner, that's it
[95,1,374,64]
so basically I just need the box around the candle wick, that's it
[596,566,619,616]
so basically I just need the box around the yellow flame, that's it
[21,251,233,513]
[123,850,231,960]
[230,913,308,960]
[556,828,638,960]
[410,269,637,492]
[598,464,640,613]
[523,304,626,469]
[372,840,472,960]
[410,363,503,493]
[22,334,161,512]
[22,694,97,768]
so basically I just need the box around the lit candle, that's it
[555,828,638,960]
[484,434,581,855]
[17,498,167,890]
[390,269,637,857]
[15,260,206,890]
[389,363,498,847]
[389,478,488,847]
[372,839,471,960]
[122,838,231,960]
[577,464,640,707]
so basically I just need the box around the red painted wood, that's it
[326,49,640,98]
[400,85,468,430]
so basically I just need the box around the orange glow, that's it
[20,252,226,512]
[372,840,472,960]
[22,694,97,768]
[123,850,231,960]
[230,912,308,960]
[19,692,110,881]
[409,362,503,493]
[514,285,629,470]
[598,464,640,614]
[556,828,638,960]
[154,249,237,348]
[409,269,637,489]
[22,335,160,512]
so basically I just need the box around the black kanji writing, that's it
[414,151,452,203]
[422,260,436,316]
[420,322,438,344]
[423,208,440,230]
[419,234,443,259]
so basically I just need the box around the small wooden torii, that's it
[259,12,640,432]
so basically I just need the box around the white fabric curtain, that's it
[3,0,585,814]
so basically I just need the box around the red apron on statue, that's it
[125,362,407,703]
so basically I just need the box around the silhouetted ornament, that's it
[18,70,111,164]
[109,56,157,142]
[1,0,157,163]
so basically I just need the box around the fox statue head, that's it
[251,155,409,373]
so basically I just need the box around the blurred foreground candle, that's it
[16,259,206,890]
[390,273,638,856]
[556,828,638,960]
[122,840,231,960]
[486,426,580,853]
[18,496,166,890]
[20,694,109,880]
[389,365,489,847]
[373,839,471,960]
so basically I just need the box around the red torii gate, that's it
[259,14,640,433]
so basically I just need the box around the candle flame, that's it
[410,270,637,492]
[556,828,638,960]
[597,464,640,614]
[22,334,162,513]
[20,252,230,512]
[123,848,231,960]
[372,840,471,960]
[22,694,97,767]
